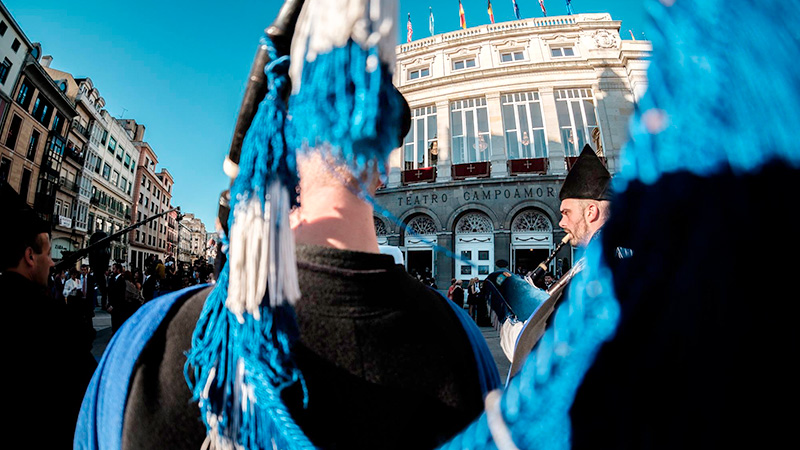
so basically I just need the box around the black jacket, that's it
[1,271,97,449]
[121,245,485,450]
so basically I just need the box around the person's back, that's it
[122,245,484,449]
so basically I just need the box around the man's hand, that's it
[106,305,113,313]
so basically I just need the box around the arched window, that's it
[407,215,437,235]
[456,213,493,234]
[374,217,388,236]
[511,210,552,233]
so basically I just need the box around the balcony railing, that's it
[72,121,90,140]
[64,144,85,165]
[401,167,437,184]
[508,158,549,176]
[58,176,80,193]
[452,161,491,180]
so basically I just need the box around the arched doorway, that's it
[404,215,437,280]
[510,209,553,276]
[374,217,389,245]
[455,212,494,281]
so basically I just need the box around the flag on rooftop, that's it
[488,0,495,24]
[459,0,467,29]
[512,0,521,20]
[540,0,548,17]
[429,7,435,36]
[407,13,413,42]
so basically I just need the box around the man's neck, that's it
[292,184,379,254]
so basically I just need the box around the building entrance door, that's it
[407,249,434,281]
[510,210,554,275]
[513,248,549,276]
[454,213,495,281]
[403,215,438,280]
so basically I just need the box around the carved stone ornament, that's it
[456,213,494,234]
[511,210,552,233]
[593,30,618,49]
[374,217,388,236]
[407,215,437,235]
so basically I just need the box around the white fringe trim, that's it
[290,0,398,92]
[227,182,301,322]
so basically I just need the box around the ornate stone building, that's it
[375,13,651,286]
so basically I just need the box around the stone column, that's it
[486,92,508,178]
[594,75,634,175]
[387,147,402,187]
[540,87,566,175]
[435,99,452,182]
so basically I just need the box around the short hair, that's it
[2,231,47,270]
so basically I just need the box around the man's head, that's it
[559,198,611,247]
[558,145,612,247]
[6,232,54,286]
[1,201,54,286]
[112,263,123,275]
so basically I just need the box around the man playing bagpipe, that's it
[486,145,625,381]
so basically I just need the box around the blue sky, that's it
[4,0,646,230]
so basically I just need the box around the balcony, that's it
[58,176,80,193]
[452,161,491,180]
[401,167,437,185]
[508,158,549,176]
[71,121,90,140]
[64,144,85,165]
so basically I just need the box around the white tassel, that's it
[227,194,269,322]
[289,0,398,92]
[227,182,301,322]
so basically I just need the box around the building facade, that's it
[81,109,139,264]
[375,13,650,286]
[177,213,207,266]
[0,3,33,126]
[42,60,98,258]
[0,40,79,257]
[126,121,175,270]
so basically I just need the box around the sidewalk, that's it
[91,308,113,361]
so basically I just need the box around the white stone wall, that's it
[390,13,651,185]
[0,8,30,99]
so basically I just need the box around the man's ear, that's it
[585,203,600,223]
[23,246,36,268]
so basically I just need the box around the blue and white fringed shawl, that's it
[184,35,313,450]
[184,1,405,449]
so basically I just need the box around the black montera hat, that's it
[559,144,612,201]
